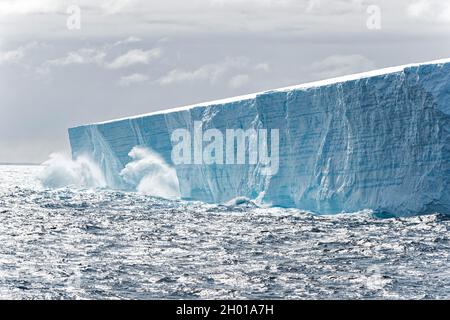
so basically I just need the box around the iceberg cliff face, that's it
[68,59,450,216]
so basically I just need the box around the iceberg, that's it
[68,58,450,216]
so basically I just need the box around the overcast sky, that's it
[1,0,450,163]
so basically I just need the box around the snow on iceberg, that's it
[68,58,450,216]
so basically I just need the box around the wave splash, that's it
[39,153,106,189]
[120,147,180,200]
[39,147,180,200]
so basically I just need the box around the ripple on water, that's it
[0,165,449,299]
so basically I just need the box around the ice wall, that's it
[68,59,450,216]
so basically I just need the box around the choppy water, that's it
[0,165,449,299]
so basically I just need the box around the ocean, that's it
[0,165,449,299]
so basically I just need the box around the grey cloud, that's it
[107,48,162,69]
[310,54,376,79]
[1,1,450,163]
[406,0,450,23]
[113,36,142,46]
[228,74,251,88]
[0,48,25,64]
[44,48,106,67]
[0,42,41,65]
[43,46,162,70]
[4,0,448,38]
[118,73,149,86]
[158,57,267,85]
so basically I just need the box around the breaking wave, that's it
[39,153,106,189]
[224,196,259,208]
[120,147,180,200]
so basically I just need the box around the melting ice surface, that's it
[1,165,450,299]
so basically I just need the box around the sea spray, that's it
[120,147,180,200]
[39,153,106,189]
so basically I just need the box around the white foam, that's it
[120,147,180,200]
[39,153,106,189]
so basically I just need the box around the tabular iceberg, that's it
[68,59,450,216]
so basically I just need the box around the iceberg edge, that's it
[69,59,450,217]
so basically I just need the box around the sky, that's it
[1,0,450,163]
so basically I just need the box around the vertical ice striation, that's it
[68,59,450,216]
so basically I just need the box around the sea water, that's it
[0,165,449,299]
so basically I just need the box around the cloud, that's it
[0,0,363,17]
[107,48,162,69]
[228,74,251,88]
[406,0,450,23]
[45,48,106,67]
[100,0,140,15]
[2,0,449,41]
[0,0,63,15]
[158,57,253,85]
[0,0,399,37]
[45,46,161,70]
[118,73,149,86]
[113,36,142,46]
[310,54,376,79]
[305,0,365,15]
[0,42,40,66]
[158,65,224,85]
[210,0,293,7]
[254,63,270,72]
[0,48,25,64]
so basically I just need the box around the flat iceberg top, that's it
[86,57,450,126]
[69,56,450,216]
